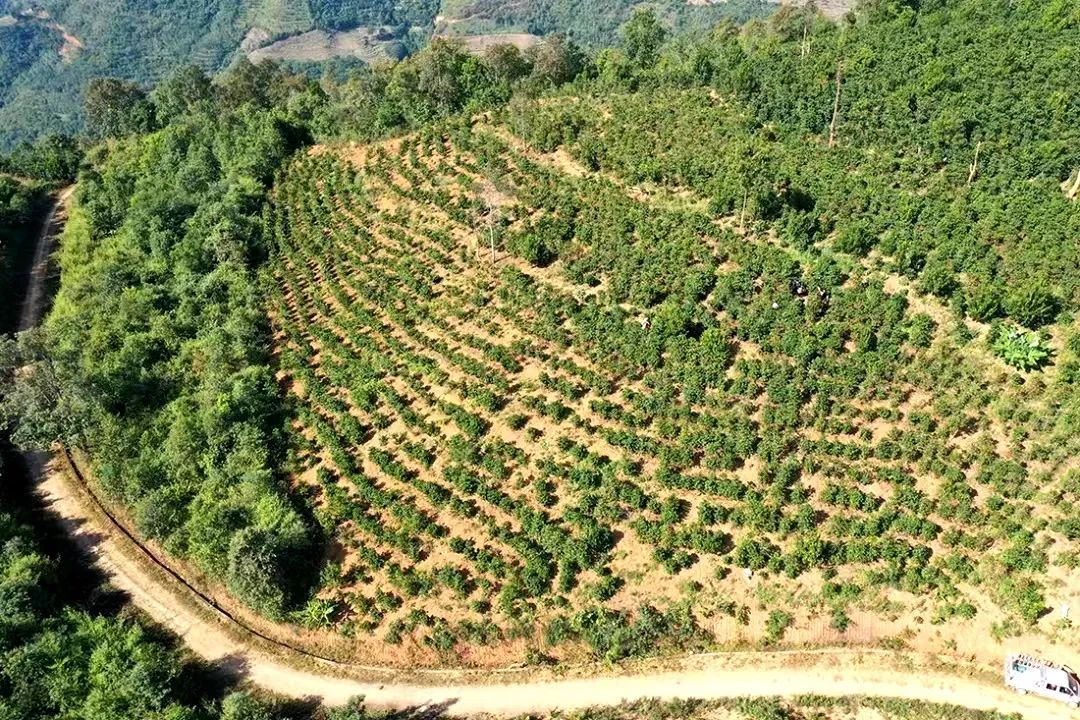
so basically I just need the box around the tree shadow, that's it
[385,698,459,720]
[279,695,459,720]
[173,653,253,708]
[0,445,119,613]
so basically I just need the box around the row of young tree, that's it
[0,29,595,625]
[257,106,1077,658]
[509,0,1080,331]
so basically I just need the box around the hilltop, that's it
[3,0,1079,683]
[256,85,1080,663]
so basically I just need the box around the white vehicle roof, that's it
[1007,654,1080,692]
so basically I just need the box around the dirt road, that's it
[17,186,73,334]
[15,186,73,483]
[34,460,1073,719]
[19,188,1072,719]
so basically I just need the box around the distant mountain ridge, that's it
[0,0,789,151]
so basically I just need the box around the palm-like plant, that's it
[991,325,1052,371]
[297,598,339,629]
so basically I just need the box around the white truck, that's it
[1005,653,1080,707]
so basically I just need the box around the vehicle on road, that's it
[1005,654,1080,707]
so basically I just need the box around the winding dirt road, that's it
[20,189,1074,719]
[17,186,73,334]
[16,186,73,483]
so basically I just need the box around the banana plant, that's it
[991,325,1052,371]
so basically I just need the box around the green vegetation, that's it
[1,39,586,624]
[0,509,203,719]
[435,0,770,47]
[989,325,1052,371]
[0,20,53,100]
[247,0,1080,656]
[2,62,323,619]
[0,0,436,150]
[3,0,1080,674]
[0,493,327,720]
[528,697,1023,720]
[0,133,82,181]
[262,86,1078,658]
[0,0,769,152]
[517,6,1080,327]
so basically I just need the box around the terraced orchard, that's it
[264,112,1080,667]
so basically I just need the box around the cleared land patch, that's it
[448,33,542,53]
[248,27,404,63]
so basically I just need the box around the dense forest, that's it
[0,153,324,720]
[2,0,1080,693]
[0,0,432,149]
[0,87,366,720]
[435,0,772,46]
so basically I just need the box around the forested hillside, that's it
[0,139,299,720]
[0,502,318,719]
[2,0,1080,677]
[0,0,432,150]
[0,0,772,151]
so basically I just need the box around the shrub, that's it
[965,283,1002,322]
[907,313,936,348]
[998,578,1046,625]
[917,259,957,298]
[764,610,794,644]
[220,692,277,720]
[737,698,794,720]
[833,222,874,256]
[569,603,708,661]
[226,528,288,619]
[1004,285,1059,328]
[733,536,780,570]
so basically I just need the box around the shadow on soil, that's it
[0,445,253,707]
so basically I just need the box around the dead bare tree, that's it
[967,141,982,186]
[828,59,843,148]
[1066,168,1080,201]
[486,205,499,265]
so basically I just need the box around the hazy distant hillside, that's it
[433,0,773,48]
[772,0,855,18]
[0,0,779,151]
[0,0,427,150]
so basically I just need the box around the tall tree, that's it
[621,9,667,69]
[83,79,155,141]
[152,65,214,123]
